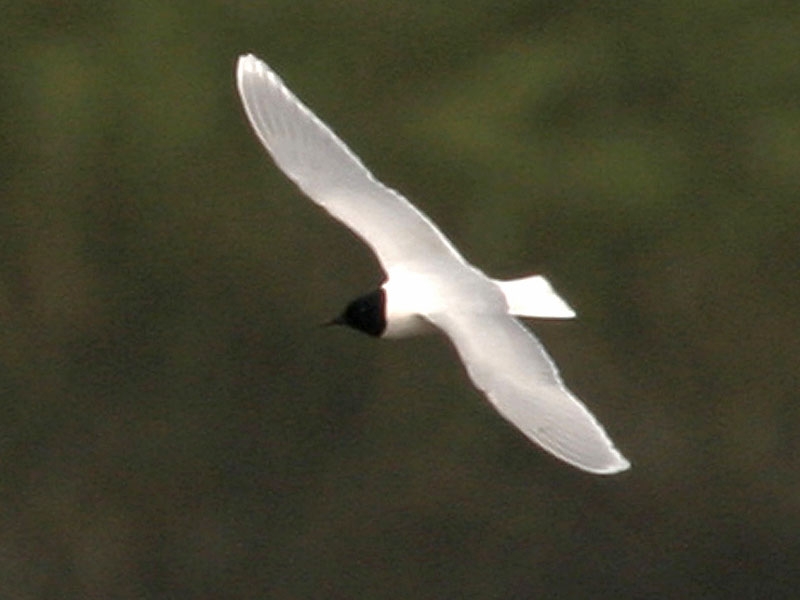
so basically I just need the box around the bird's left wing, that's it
[236,54,465,272]
[427,311,630,474]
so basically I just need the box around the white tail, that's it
[495,275,576,319]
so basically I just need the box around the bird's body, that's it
[236,54,630,475]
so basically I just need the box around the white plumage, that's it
[236,54,629,474]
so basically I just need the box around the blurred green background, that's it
[2,1,799,598]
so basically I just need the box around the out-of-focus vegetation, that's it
[1,1,799,598]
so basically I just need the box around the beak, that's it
[322,315,345,328]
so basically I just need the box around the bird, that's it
[236,54,630,475]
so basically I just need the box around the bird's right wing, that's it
[236,54,465,271]
[427,311,630,474]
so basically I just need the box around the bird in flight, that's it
[236,54,629,474]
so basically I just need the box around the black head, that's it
[328,288,386,337]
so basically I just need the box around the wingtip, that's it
[236,53,287,96]
[236,53,261,79]
[237,52,257,66]
[588,453,631,475]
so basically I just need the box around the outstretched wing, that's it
[428,311,630,474]
[236,54,464,272]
